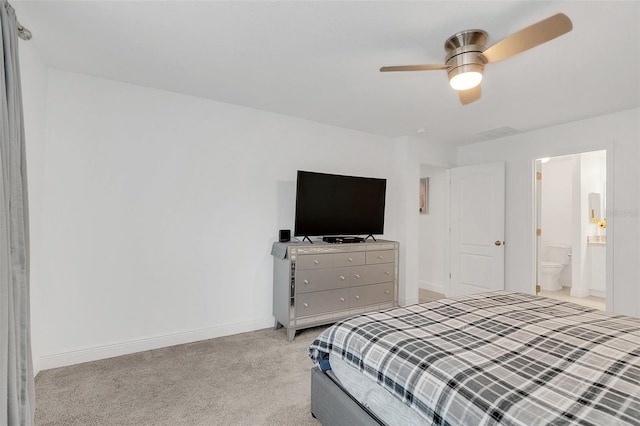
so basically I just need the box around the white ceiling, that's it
[12,0,640,145]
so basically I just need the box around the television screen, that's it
[294,171,386,237]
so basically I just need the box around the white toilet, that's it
[540,244,572,291]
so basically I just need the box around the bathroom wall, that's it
[579,150,607,297]
[581,151,606,233]
[541,156,573,287]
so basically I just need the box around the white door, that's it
[450,162,505,296]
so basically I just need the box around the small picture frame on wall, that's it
[419,177,429,215]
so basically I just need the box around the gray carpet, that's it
[35,326,327,425]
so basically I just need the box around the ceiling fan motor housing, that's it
[444,30,488,87]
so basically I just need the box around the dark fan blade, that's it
[459,85,481,105]
[380,64,450,72]
[480,13,572,64]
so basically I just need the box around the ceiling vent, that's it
[476,126,522,140]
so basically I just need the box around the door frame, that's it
[416,161,452,298]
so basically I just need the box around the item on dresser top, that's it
[279,229,291,242]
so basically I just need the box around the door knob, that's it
[494,240,502,246]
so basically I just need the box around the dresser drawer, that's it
[297,253,334,270]
[350,282,394,308]
[366,250,395,264]
[333,252,366,267]
[296,268,350,294]
[350,263,394,286]
[296,289,349,317]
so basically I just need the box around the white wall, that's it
[418,165,447,294]
[457,108,640,317]
[541,157,573,252]
[34,70,409,370]
[541,156,573,288]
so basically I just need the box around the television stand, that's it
[272,239,399,341]
[364,234,376,241]
[301,236,313,243]
[322,236,364,244]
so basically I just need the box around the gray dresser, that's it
[272,240,399,341]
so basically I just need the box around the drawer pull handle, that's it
[339,276,346,281]
[378,255,384,260]
[303,303,309,308]
[385,291,390,294]
[314,260,320,265]
[384,271,390,275]
[340,297,345,302]
[304,279,310,285]
[355,295,360,300]
[348,257,353,262]
[355,274,361,279]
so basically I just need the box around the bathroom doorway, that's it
[534,151,606,310]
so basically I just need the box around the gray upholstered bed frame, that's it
[310,367,385,425]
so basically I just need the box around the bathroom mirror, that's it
[589,192,601,223]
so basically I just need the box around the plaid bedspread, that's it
[309,291,640,425]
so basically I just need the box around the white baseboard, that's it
[37,316,274,372]
[398,295,419,306]
[589,289,605,298]
[419,280,446,295]
[570,287,591,298]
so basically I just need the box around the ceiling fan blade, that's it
[480,13,572,64]
[380,64,449,72]
[459,85,481,105]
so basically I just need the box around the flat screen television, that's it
[294,171,386,240]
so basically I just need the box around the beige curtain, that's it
[1,1,35,425]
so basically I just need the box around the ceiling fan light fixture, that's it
[449,71,483,91]
[448,62,484,91]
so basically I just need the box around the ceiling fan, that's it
[380,13,573,105]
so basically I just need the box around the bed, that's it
[308,291,640,425]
